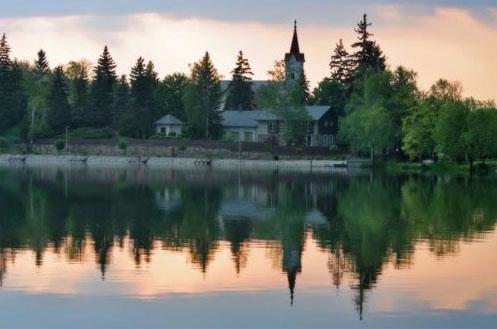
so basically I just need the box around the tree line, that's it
[1,13,496,164]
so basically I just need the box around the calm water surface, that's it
[0,166,496,329]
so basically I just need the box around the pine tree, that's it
[0,34,27,134]
[112,75,130,130]
[46,66,71,135]
[296,70,311,105]
[88,46,117,127]
[351,14,386,72]
[225,51,254,111]
[183,52,222,139]
[330,39,352,83]
[34,49,50,75]
[120,58,157,138]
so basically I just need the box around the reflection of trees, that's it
[0,167,496,318]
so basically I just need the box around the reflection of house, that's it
[221,106,335,146]
[154,114,184,136]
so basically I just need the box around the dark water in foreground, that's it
[0,166,496,329]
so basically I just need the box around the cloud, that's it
[0,6,496,101]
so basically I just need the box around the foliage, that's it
[329,39,353,83]
[433,101,468,162]
[119,58,158,138]
[68,127,115,139]
[65,60,90,128]
[464,106,497,163]
[88,46,117,128]
[34,50,50,75]
[351,14,386,73]
[0,136,8,149]
[46,66,71,135]
[225,51,254,111]
[0,34,27,135]
[258,61,311,145]
[156,73,188,121]
[54,139,65,151]
[183,52,222,139]
[117,138,128,152]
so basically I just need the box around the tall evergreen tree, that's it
[34,49,50,75]
[0,34,27,134]
[88,46,117,127]
[183,52,222,139]
[156,73,188,121]
[351,14,386,72]
[120,58,157,138]
[225,51,254,111]
[297,70,311,105]
[330,39,353,83]
[46,66,71,135]
[65,61,90,128]
[112,75,130,130]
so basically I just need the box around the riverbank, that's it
[383,160,497,176]
[0,154,353,172]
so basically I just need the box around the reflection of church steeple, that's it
[287,266,298,306]
[282,245,303,306]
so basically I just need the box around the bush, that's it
[68,127,115,139]
[168,131,177,137]
[0,137,8,149]
[118,138,128,153]
[54,139,65,152]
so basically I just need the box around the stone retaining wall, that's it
[0,154,347,172]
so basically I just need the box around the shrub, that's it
[118,138,128,154]
[54,139,65,152]
[168,132,177,137]
[0,137,8,149]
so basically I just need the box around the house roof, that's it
[222,110,275,128]
[306,106,331,121]
[221,106,331,128]
[154,114,183,126]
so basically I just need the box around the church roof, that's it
[285,20,305,63]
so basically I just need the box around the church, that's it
[155,21,336,147]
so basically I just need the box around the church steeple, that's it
[285,20,305,63]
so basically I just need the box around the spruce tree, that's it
[330,39,352,83]
[183,52,222,139]
[88,46,117,128]
[120,58,157,138]
[34,49,50,75]
[296,70,311,105]
[112,75,130,130]
[0,34,27,134]
[46,66,71,135]
[351,14,386,72]
[225,51,254,111]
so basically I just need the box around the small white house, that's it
[154,114,184,136]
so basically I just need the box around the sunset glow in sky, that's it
[0,0,496,100]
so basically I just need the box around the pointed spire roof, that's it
[285,20,305,63]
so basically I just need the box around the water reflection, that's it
[0,167,496,321]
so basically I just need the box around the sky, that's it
[0,0,496,100]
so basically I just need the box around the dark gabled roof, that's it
[221,106,331,128]
[306,106,331,121]
[285,20,305,63]
[154,114,183,125]
[221,110,275,128]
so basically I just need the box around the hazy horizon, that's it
[1,0,496,100]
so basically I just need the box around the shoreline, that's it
[0,154,352,172]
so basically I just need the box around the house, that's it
[221,106,336,146]
[154,114,184,136]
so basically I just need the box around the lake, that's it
[0,166,496,329]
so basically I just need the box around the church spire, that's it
[285,20,305,63]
